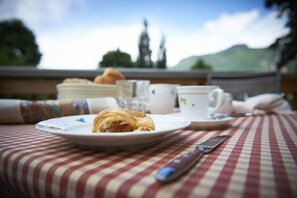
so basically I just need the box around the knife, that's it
[156,135,229,183]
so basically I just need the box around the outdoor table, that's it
[1,114,297,197]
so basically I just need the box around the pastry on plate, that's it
[92,108,155,133]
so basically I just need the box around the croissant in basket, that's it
[92,108,155,133]
[94,67,125,84]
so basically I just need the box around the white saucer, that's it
[189,117,233,129]
[168,113,233,130]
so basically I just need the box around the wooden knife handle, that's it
[156,149,204,183]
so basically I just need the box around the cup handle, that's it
[208,88,225,117]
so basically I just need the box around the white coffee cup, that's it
[177,86,225,120]
[216,93,233,115]
[149,84,177,114]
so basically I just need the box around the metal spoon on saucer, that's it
[213,112,253,120]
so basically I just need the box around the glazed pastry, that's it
[94,68,125,84]
[92,108,155,133]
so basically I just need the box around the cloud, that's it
[37,24,144,69]
[205,9,258,35]
[37,23,164,69]
[0,0,85,28]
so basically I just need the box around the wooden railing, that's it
[1,66,297,109]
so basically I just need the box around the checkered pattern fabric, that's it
[1,114,297,198]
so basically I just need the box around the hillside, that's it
[172,44,296,72]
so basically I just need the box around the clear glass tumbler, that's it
[116,80,150,113]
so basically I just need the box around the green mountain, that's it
[172,44,297,72]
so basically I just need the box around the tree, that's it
[191,59,212,70]
[99,48,135,68]
[157,35,167,69]
[0,19,42,66]
[265,0,297,69]
[137,19,153,68]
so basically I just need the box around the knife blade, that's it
[156,135,229,183]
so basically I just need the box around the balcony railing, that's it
[1,66,296,109]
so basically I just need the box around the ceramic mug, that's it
[177,86,225,120]
[149,84,177,114]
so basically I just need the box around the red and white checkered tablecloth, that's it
[1,114,297,198]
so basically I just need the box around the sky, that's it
[0,0,288,70]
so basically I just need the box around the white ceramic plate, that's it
[35,114,191,150]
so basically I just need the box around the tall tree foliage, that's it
[265,0,297,69]
[137,19,153,68]
[0,19,42,66]
[99,48,135,68]
[157,36,167,69]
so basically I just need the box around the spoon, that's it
[213,112,253,120]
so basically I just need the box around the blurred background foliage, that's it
[0,19,41,66]
[191,59,212,70]
[265,0,297,69]
[99,49,135,68]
